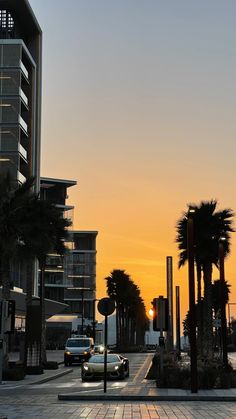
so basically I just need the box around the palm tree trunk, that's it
[196,261,203,357]
[203,262,213,359]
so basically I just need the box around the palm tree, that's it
[0,174,71,369]
[106,269,149,349]
[0,174,37,367]
[21,196,71,367]
[176,200,234,358]
[212,279,230,319]
[0,174,36,299]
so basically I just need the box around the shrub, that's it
[3,363,25,381]
[150,354,234,389]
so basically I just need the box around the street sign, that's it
[97,298,115,316]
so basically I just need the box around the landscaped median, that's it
[146,352,236,389]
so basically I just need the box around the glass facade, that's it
[0,42,33,184]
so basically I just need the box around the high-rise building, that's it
[0,0,42,190]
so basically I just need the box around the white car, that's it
[81,354,129,381]
[64,337,94,366]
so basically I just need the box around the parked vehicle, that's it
[94,344,105,354]
[64,337,94,366]
[81,354,129,381]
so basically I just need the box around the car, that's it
[94,344,105,354]
[81,353,129,381]
[64,337,94,366]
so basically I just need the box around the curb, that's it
[58,393,236,402]
[31,367,73,385]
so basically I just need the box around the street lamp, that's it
[219,236,228,367]
[187,207,198,393]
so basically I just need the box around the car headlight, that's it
[83,365,89,371]
[65,351,71,355]
[83,351,88,355]
[114,365,119,370]
[99,346,104,352]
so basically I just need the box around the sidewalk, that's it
[58,381,236,402]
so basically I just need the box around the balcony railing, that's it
[19,115,27,132]
[19,88,28,106]
[20,61,28,80]
[17,170,26,184]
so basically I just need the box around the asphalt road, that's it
[0,352,152,396]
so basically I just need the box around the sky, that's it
[30,0,236,326]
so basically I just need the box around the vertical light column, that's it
[176,286,181,356]
[187,210,198,393]
[166,256,173,351]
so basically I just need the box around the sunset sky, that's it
[30,0,236,325]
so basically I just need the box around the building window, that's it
[0,10,15,37]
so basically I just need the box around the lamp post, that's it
[219,237,228,368]
[187,208,198,393]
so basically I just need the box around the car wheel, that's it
[81,375,87,382]
[120,368,125,380]
[126,368,130,378]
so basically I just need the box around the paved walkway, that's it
[1,400,236,418]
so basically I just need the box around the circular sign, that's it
[97,297,115,316]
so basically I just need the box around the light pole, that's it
[187,208,198,393]
[176,286,181,357]
[219,237,228,367]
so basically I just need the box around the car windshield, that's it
[89,355,120,363]
[66,339,90,348]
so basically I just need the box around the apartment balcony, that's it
[17,170,26,184]
[19,115,27,132]
[19,88,28,107]
[20,60,29,81]
[19,143,27,161]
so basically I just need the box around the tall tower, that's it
[0,0,42,191]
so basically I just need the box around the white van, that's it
[64,337,94,366]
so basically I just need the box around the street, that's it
[0,353,236,418]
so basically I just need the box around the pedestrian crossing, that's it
[28,380,128,390]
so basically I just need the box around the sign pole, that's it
[104,314,108,393]
[159,298,164,380]
[97,297,115,394]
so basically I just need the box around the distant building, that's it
[145,320,160,346]
[40,177,98,335]
[64,230,97,331]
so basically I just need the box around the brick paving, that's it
[1,401,236,418]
